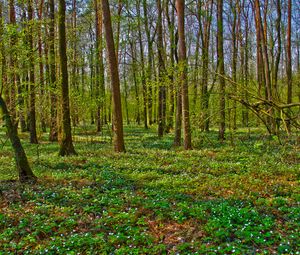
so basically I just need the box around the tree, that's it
[49,0,58,141]
[101,0,125,152]
[58,0,77,156]
[37,0,46,133]
[136,0,148,129]
[286,0,292,132]
[0,7,36,182]
[176,0,192,149]
[143,0,154,126]
[94,0,105,132]
[0,97,37,182]
[217,0,226,141]
[28,0,38,144]
[199,0,213,132]
[157,0,166,137]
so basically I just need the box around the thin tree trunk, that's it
[217,0,226,141]
[8,0,18,123]
[200,0,213,132]
[173,29,181,146]
[49,0,58,141]
[157,0,166,137]
[143,0,153,125]
[28,0,38,144]
[58,0,77,156]
[130,40,141,125]
[101,0,125,152]
[95,0,105,132]
[38,0,46,132]
[231,0,238,130]
[273,0,281,101]
[176,0,192,149]
[286,0,292,132]
[165,0,176,132]
[137,0,148,129]
[0,2,4,93]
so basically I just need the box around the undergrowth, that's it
[0,126,299,254]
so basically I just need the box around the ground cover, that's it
[0,126,299,254]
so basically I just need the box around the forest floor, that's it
[0,126,299,254]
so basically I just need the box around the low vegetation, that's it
[0,126,299,254]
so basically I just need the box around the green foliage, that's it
[0,126,299,254]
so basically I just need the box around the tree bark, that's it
[37,0,46,133]
[28,0,38,144]
[217,0,226,141]
[95,0,105,132]
[176,0,192,149]
[137,0,148,129]
[49,0,58,141]
[157,0,166,137]
[0,97,37,182]
[286,0,292,132]
[101,0,125,152]
[143,0,153,125]
[58,0,77,156]
[165,0,176,132]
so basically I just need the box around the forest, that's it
[0,0,299,253]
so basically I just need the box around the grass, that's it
[0,125,299,254]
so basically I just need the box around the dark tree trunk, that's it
[200,0,213,132]
[165,0,176,132]
[273,0,281,100]
[58,0,77,156]
[254,0,275,134]
[143,0,153,125]
[176,0,192,149]
[129,40,141,125]
[101,0,125,152]
[137,0,148,129]
[217,0,226,141]
[173,32,181,146]
[231,0,238,130]
[38,0,46,133]
[94,0,105,132]
[0,97,37,183]
[286,0,292,132]
[8,0,17,121]
[49,0,58,142]
[28,0,38,144]
[157,0,166,137]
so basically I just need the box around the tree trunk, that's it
[0,2,5,93]
[38,0,46,132]
[94,0,105,132]
[200,0,213,132]
[143,0,153,125]
[173,30,181,146]
[130,40,141,125]
[286,0,292,132]
[49,0,58,142]
[58,0,77,156]
[165,0,176,132]
[217,0,226,141]
[157,0,166,137]
[254,0,275,134]
[0,97,37,182]
[231,0,238,130]
[101,0,125,152]
[28,0,38,144]
[137,0,148,129]
[176,0,192,149]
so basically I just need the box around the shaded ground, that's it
[0,126,299,254]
